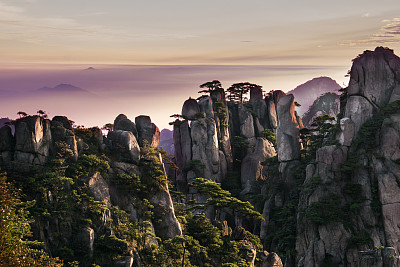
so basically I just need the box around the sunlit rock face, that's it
[14,115,52,165]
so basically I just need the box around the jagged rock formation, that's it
[297,47,400,266]
[135,115,160,147]
[173,85,302,265]
[114,114,137,136]
[287,76,342,116]
[14,116,52,166]
[241,138,276,195]
[302,92,340,128]
[173,87,298,196]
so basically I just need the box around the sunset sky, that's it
[1,0,400,129]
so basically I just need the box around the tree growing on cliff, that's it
[198,80,223,94]
[227,82,260,103]
[0,171,62,266]
[189,178,263,221]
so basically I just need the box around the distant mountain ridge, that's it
[287,77,341,116]
[36,84,89,93]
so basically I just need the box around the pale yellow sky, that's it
[0,0,400,66]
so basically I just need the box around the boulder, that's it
[135,116,160,147]
[114,114,137,136]
[256,251,283,267]
[107,130,140,164]
[182,97,201,120]
[84,172,111,205]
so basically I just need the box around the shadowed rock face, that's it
[182,98,200,120]
[241,138,276,195]
[107,130,140,164]
[276,94,301,162]
[135,115,160,147]
[0,125,14,164]
[114,114,137,136]
[51,116,78,161]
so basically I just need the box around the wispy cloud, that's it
[340,17,400,46]
[0,1,196,47]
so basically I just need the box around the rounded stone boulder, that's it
[114,114,137,136]
[135,115,160,147]
[52,116,73,130]
[182,98,200,120]
[107,130,140,164]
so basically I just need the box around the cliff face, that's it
[297,47,400,267]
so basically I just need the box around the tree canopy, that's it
[198,80,223,94]
[227,82,260,103]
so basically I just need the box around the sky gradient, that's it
[1,0,400,129]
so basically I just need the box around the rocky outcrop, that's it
[190,117,221,181]
[182,98,201,120]
[302,92,340,128]
[107,130,140,164]
[76,227,95,259]
[51,116,78,161]
[345,47,400,138]
[135,116,160,147]
[84,172,111,205]
[256,251,283,267]
[114,114,137,137]
[14,116,52,165]
[296,47,400,267]
[0,125,14,164]
[276,94,301,162]
[241,138,276,195]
